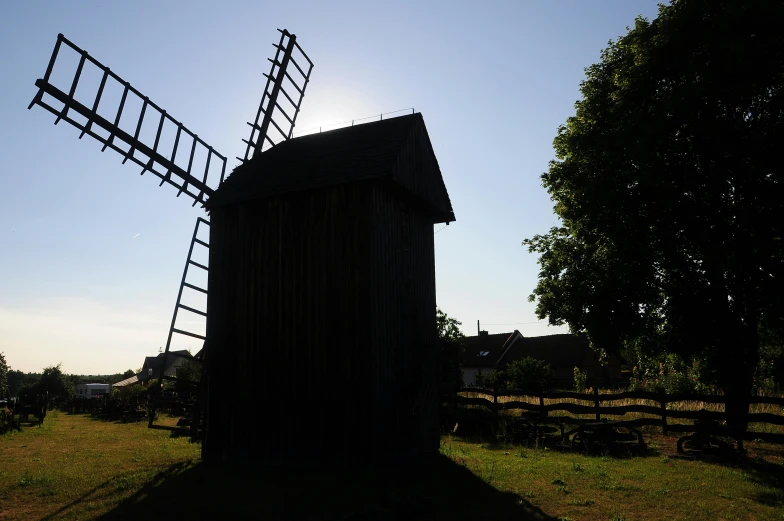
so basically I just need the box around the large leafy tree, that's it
[523,0,784,432]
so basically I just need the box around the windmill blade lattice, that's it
[28,34,227,206]
[149,216,210,432]
[242,29,313,161]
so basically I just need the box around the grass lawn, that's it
[441,435,784,521]
[0,412,783,520]
[0,411,199,520]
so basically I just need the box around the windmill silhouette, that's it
[30,30,454,467]
[28,30,313,433]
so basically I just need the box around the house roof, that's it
[141,350,194,372]
[499,334,623,368]
[462,332,518,368]
[112,372,152,388]
[205,113,455,223]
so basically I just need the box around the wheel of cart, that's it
[506,414,565,446]
[567,421,646,453]
[676,419,739,456]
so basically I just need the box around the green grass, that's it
[1,412,784,520]
[0,411,199,520]
[440,434,784,520]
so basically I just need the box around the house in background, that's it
[76,383,111,399]
[461,331,624,389]
[113,350,199,388]
[461,331,524,386]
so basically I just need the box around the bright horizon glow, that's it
[0,0,663,374]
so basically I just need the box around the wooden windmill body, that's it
[29,31,454,467]
[204,114,454,465]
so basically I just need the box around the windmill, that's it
[31,30,455,468]
[28,30,313,432]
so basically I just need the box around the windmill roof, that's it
[206,113,454,223]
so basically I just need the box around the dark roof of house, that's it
[142,350,193,372]
[500,334,622,368]
[112,372,152,388]
[462,332,516,368]
[206,113,454,223]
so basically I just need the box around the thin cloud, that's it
[132,233,140,239]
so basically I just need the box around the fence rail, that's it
[446,387,784,443]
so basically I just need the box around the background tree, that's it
[112,384,147,409]
[523,0,784,433]
[36,364,74,399]
[437,307,465,344]
[475,369,508,392]
[0,353,8,396]
[475,358,552,393]
[573,367,588,393]
[173,360,201,397]
[7,371,36,396]
[505,358,552,393]
[437,307,465,391]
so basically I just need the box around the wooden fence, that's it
[447,387,784,444]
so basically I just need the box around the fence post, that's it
[492,386,498,419]
[660,391,668,435]
[539,392,546,418]
[594,386,600,421]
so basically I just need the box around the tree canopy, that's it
[0,353,8,396]
[36,364,74,399]
[477,357,552,393]
[523,0,784,425]
[437,307,465,345]
[437,307,465,392]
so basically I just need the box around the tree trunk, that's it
[717,321,759,439]
[723,375,751,436]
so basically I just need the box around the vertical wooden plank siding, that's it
[367,183,439,461]
[204,178,441,467]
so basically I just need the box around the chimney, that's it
[479,330,488,338]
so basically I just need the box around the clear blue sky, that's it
[0,0,662,374]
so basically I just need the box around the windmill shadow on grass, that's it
[94,455,557,521]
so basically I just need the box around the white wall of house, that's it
[75,383,111,399]
[167,357,187,377]
[142,355,188,378]
[462,367,484,386]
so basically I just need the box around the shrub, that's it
[475,370,508,391]
[573,367,587,392]
[475,358,552,393]
[506,358,552,393]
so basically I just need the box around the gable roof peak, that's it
[206,113,454,222]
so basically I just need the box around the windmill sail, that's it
[29,34,226,206]
[242,29,313,161]
[149,216,209,432]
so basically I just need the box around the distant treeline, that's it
[6,367,135,398]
